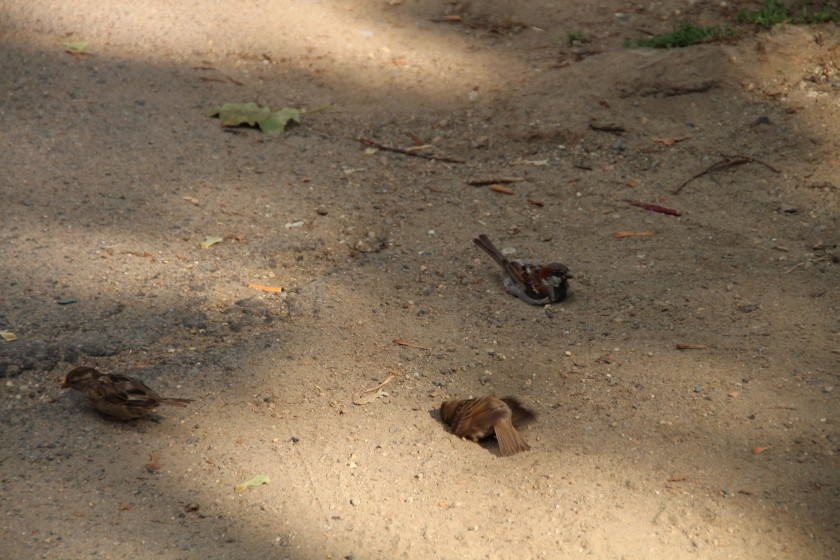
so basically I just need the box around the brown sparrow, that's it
[440,396,536,456]
[474,234,572,305]
[62,366,192,420]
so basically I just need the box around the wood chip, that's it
[613,230,654,238]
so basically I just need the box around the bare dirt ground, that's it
[1,1,838,558]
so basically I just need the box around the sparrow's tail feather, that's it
[160,398,193,407]
[473,234,507,269]
[494,419,530,456]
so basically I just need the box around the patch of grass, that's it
[566,30,587,45]
[628,22,735,48]
[737,0,840,28]
[737,0,790,27]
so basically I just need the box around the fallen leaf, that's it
[208,102,300,135]
[728,391,740,398]
[184,503,200,513]
[489,184,514,195]
[183,196,200,205]
[0,331,17,342]
[353,388,388,406]
[64,41,91,56]
[200,236,223,249]
[234,474,270,493]
[613,230,654,238]
[751,446,771,455]
[247,283,282,294]
[353,372,397,405]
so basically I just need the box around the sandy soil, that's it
[1,1,838,558]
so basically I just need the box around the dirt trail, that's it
[1,1,838,558]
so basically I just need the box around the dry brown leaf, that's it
[489,184,514,195]
[653,136,690,146]
[751,446,771,455]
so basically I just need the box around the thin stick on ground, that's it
[358,137,466,164]
[673,153,781,194]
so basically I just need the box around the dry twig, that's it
[674,154,780,194]
[358,137,465,163]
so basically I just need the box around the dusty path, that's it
[1,1,838,558]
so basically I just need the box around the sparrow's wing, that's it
[451,397,510,439]
[494,419,530,456]
[96,374,166,409]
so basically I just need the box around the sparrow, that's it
[440,396,536,456]
[61,366,192,420]
[474,234,572,305]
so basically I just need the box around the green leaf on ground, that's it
[200,236,224,249]
[234,474,270,493]
[208,102,300,134]
[65,41,90,54]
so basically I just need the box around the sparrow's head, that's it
[440,399,462,425]
[541,264,572,302]
[62,366,102,391]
